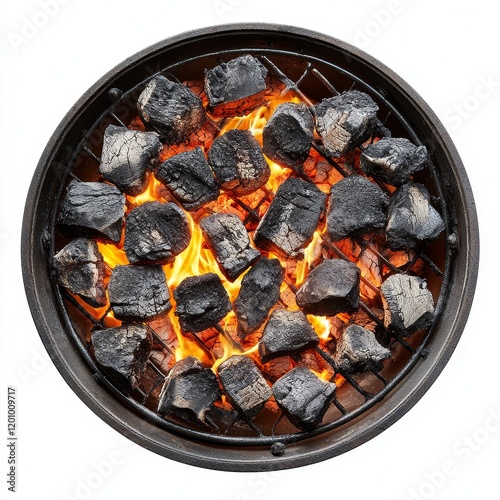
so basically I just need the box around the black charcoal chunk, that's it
[208,129,270,195]
[124,201,191,264]
[296,259,360,316]
[137,75,205,144]
[99,124,162,196]
[234,258,284,338]
[217,355,271,418]
[360,137,427,186]
[58,180,126,243]
[200,213,260,281]
[262,102,314,169]
[327,175,389,241]
[259,309,319,364]
[380,274,435,335]
[158,356,220,424]
[156,147,219,211]
[92,324,152,396]
[385,182,445,250]
[205,54,268,108]
[272,367,336,430]
[51,237,107,307]
[315,90,379,157]
[173,273,231,333]
[254,177,326,259]
[108,265,171,321]
[333,325,390,372]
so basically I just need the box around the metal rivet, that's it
[107,88,123,101]
[271,441,286,456]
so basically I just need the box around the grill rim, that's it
[21,23,479,471]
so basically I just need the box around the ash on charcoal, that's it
[156,147,219,211]
[200,213,260,281]
[380,274,435,335]
[51,237,106,307]
[254,177,326,259]
[385,182,445,250]
[173,273,231,333]
[124,201,190,264]
[262,102,314,169]
[234,257,284,338]
[99,124,162,196]
[333,324,390,372]
[296,259,360,316]
[58,180,125,243]
[315,90,379,157]
[158,356,220,424]
[217,355,271,418]
[108,265,171,322]
[92,324,152,395]
[360,137,427,186]
[207,129,270,195]
[205,54,268,110]
[272,366,336,430]
[259,309,319,364]
[327,175,389,241]
[137,75,205,144]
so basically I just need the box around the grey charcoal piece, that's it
[315,90,379,157]
[205,54,268,107]
[296,259,360,316]
[385,182,445,250]
[51,237,106,307]
[217,355,272,418]
[380,274,435,335]
[137,75,205,144]
[58,180,126,243]
[327,175,389,241]
[92,324,152,396]
[360,137,428,186]
[333,324,391,372]
[99,124,162,195]
[200,213,260,281]
[158,356,221,424]
[259,309,319,364]
[108,265,171,322]
[156,147,219,211]
[124,201,191,264]
[262,102,314,169]
[208,129,270,195]
[173,273,231,333]
[272,367,336,430]
[254,177,326,259]
[234,257,284,338]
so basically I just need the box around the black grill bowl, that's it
[21,24,479,471]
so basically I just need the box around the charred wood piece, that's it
[254,177,326,259]
[385,182,445,250]
[217,355,272,418]
[92,324,153,396]
[200,213,260,281]
[259,309,319,364]
[315,90,379,157]
[156,147,219,211]
[262,102,314,169]
[296,259,360,316]
[173,273,231,333]
[58,180,125,243]
[99,124,162,195]
[208,129,270,195]
[124,201,191,264]
[327,175,389,241]
[108,265,171,321]
[272,366,336,430]
[137,75,205,144]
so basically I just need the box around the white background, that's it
[1,1,499,499]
